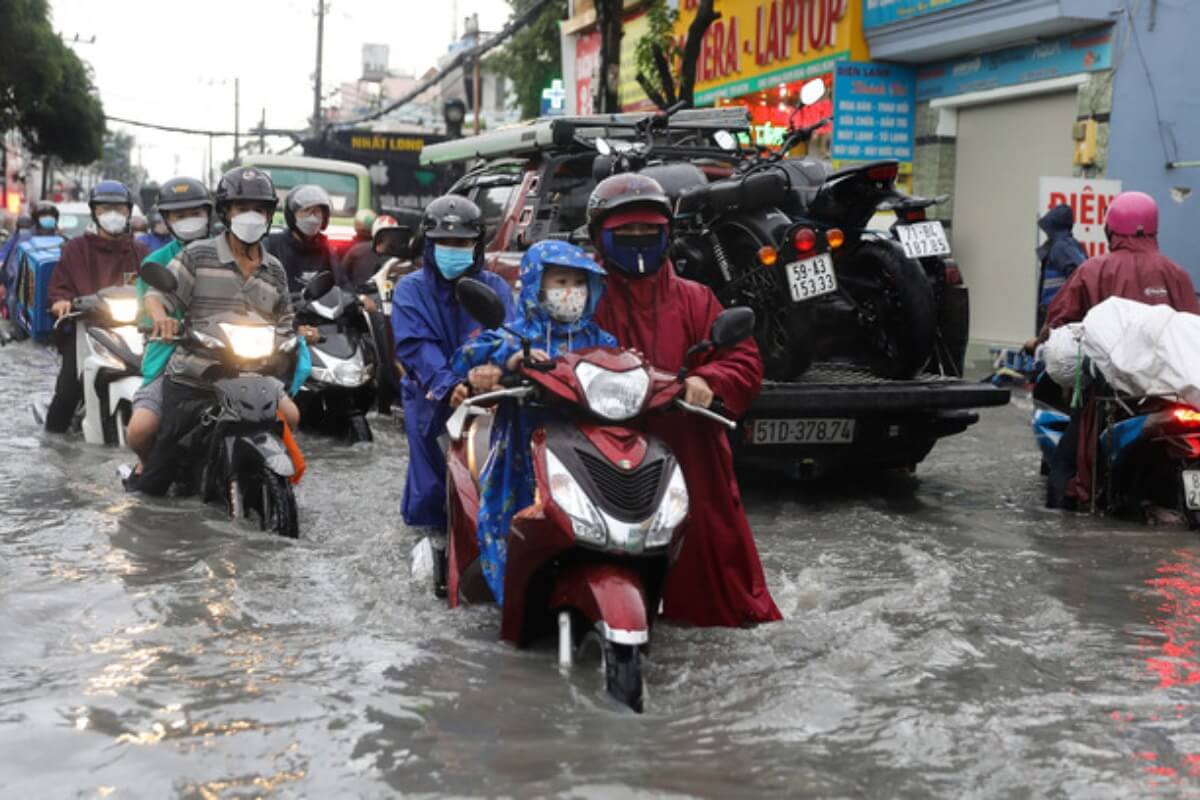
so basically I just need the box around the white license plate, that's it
[1183,471,1200,510]
[785,253,838,302]
[897,221,952,259]
[749,418,856,445]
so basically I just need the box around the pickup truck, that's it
[420,111,1010,477]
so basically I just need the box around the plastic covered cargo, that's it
[14,235,63,342]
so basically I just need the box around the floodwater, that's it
[2,339,1200,798]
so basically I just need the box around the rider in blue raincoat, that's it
[451,240,615,604]
[391,195,514,532]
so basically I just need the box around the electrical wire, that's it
[106,116,304,141]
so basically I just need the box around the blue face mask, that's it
[434,244,475,280]
[38,216,55,230]
[601,229,669,277]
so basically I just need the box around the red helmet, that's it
[586,174,672,238]
[1105,191,1158,236]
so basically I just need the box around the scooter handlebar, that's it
[675,398,738,430]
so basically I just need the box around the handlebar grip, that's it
[499,372,524,389]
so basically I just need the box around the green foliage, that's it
[487,0,567,119]
[0,0,105,164]
[635,0,681,102]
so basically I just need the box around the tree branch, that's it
[678,0,719,108]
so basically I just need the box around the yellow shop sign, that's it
[674,0,869,104]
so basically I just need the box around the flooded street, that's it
[3,339,1200,798]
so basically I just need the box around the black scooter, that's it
[136,264,333,538]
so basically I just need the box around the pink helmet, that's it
[1105,191,1158,236]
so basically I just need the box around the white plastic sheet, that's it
[1077,297,1200,406]
[1040,323,1085,389]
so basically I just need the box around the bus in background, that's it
[238,154,374,259]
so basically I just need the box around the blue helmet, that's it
[88,180,134,210]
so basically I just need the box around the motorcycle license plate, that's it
[749,418,855,445]
[786,253,838,302]
[897,221,952,259]
[1183,470,1200,510]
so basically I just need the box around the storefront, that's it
[864,0,1119,348]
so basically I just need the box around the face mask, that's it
[38,216,55,230]
[170,216,208,242]
[97,211,128,235]
[434,244,475,280]
[230,211,268,245]
[542,285,588,323]
[295,213,322,237]
[601,229,669,277]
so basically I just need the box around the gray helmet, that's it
[284,184,332,233]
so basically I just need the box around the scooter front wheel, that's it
[576,628,644,713]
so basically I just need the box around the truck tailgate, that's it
[751,364,1011,415]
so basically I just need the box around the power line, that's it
[324,0,558,131]
[107,115,304,141]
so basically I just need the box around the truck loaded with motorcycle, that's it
[420,80,1008,477]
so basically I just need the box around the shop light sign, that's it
[682,0,849,85]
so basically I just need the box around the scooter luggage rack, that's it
[1089,390,1186,514]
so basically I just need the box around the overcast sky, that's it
[50,0,511,183]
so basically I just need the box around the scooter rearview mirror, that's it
[303,270,336,301]
[454,277,507,330]
[714,130,738,151]
[139,261,178,295]
[800,77,826,107]
[710,306,756,349]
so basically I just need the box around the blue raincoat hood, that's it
[517,240,607,340]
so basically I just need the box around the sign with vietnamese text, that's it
[917,29,1112,101]
[831,61,915,164]
[574,31,601,115]
[674,0,869,105]
[863,0,978,29]
[1038,176,1122,259]
[316,130,448,208]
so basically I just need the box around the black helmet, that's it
[586,173,672,238]
[157,176,212,213]
[89,179,134,209]
[33,200,59,221]
[214,166,277,223]
[283,184,332,234]
[422,195,485,241]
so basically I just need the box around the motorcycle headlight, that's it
[113,325,144,357]
[545,449,606,545]
[645,463,688,548]
[312,361,368,388]
[103,296,138,324]
[219,323,275,359]
[575,363,650,421]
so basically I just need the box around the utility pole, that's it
[312,0,326,132]
[259,108,266,153]
[233,78,241,160]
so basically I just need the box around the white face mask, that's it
[230,211,268,244]
[97,211,127,235]
[542,285,588,323]
[295,213,323,237]
[170,216,208,242]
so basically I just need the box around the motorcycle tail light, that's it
[867,163,899,182]
[900,208,927,223]
[757,246,778,266]
[793,227,816,253]
[1173,408,1200,425]
[944,259,963,285]
[826,228,845,249]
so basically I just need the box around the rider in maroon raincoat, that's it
[587,174,782,627]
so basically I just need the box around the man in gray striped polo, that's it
[137,167,311,495]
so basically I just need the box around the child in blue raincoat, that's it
[451,241,616,605]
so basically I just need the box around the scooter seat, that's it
[466,413,494,487]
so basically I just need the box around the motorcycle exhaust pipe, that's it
[558,611,572,671]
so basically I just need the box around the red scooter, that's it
[443,278,754,712]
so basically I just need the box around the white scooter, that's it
[63,285,144,445]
